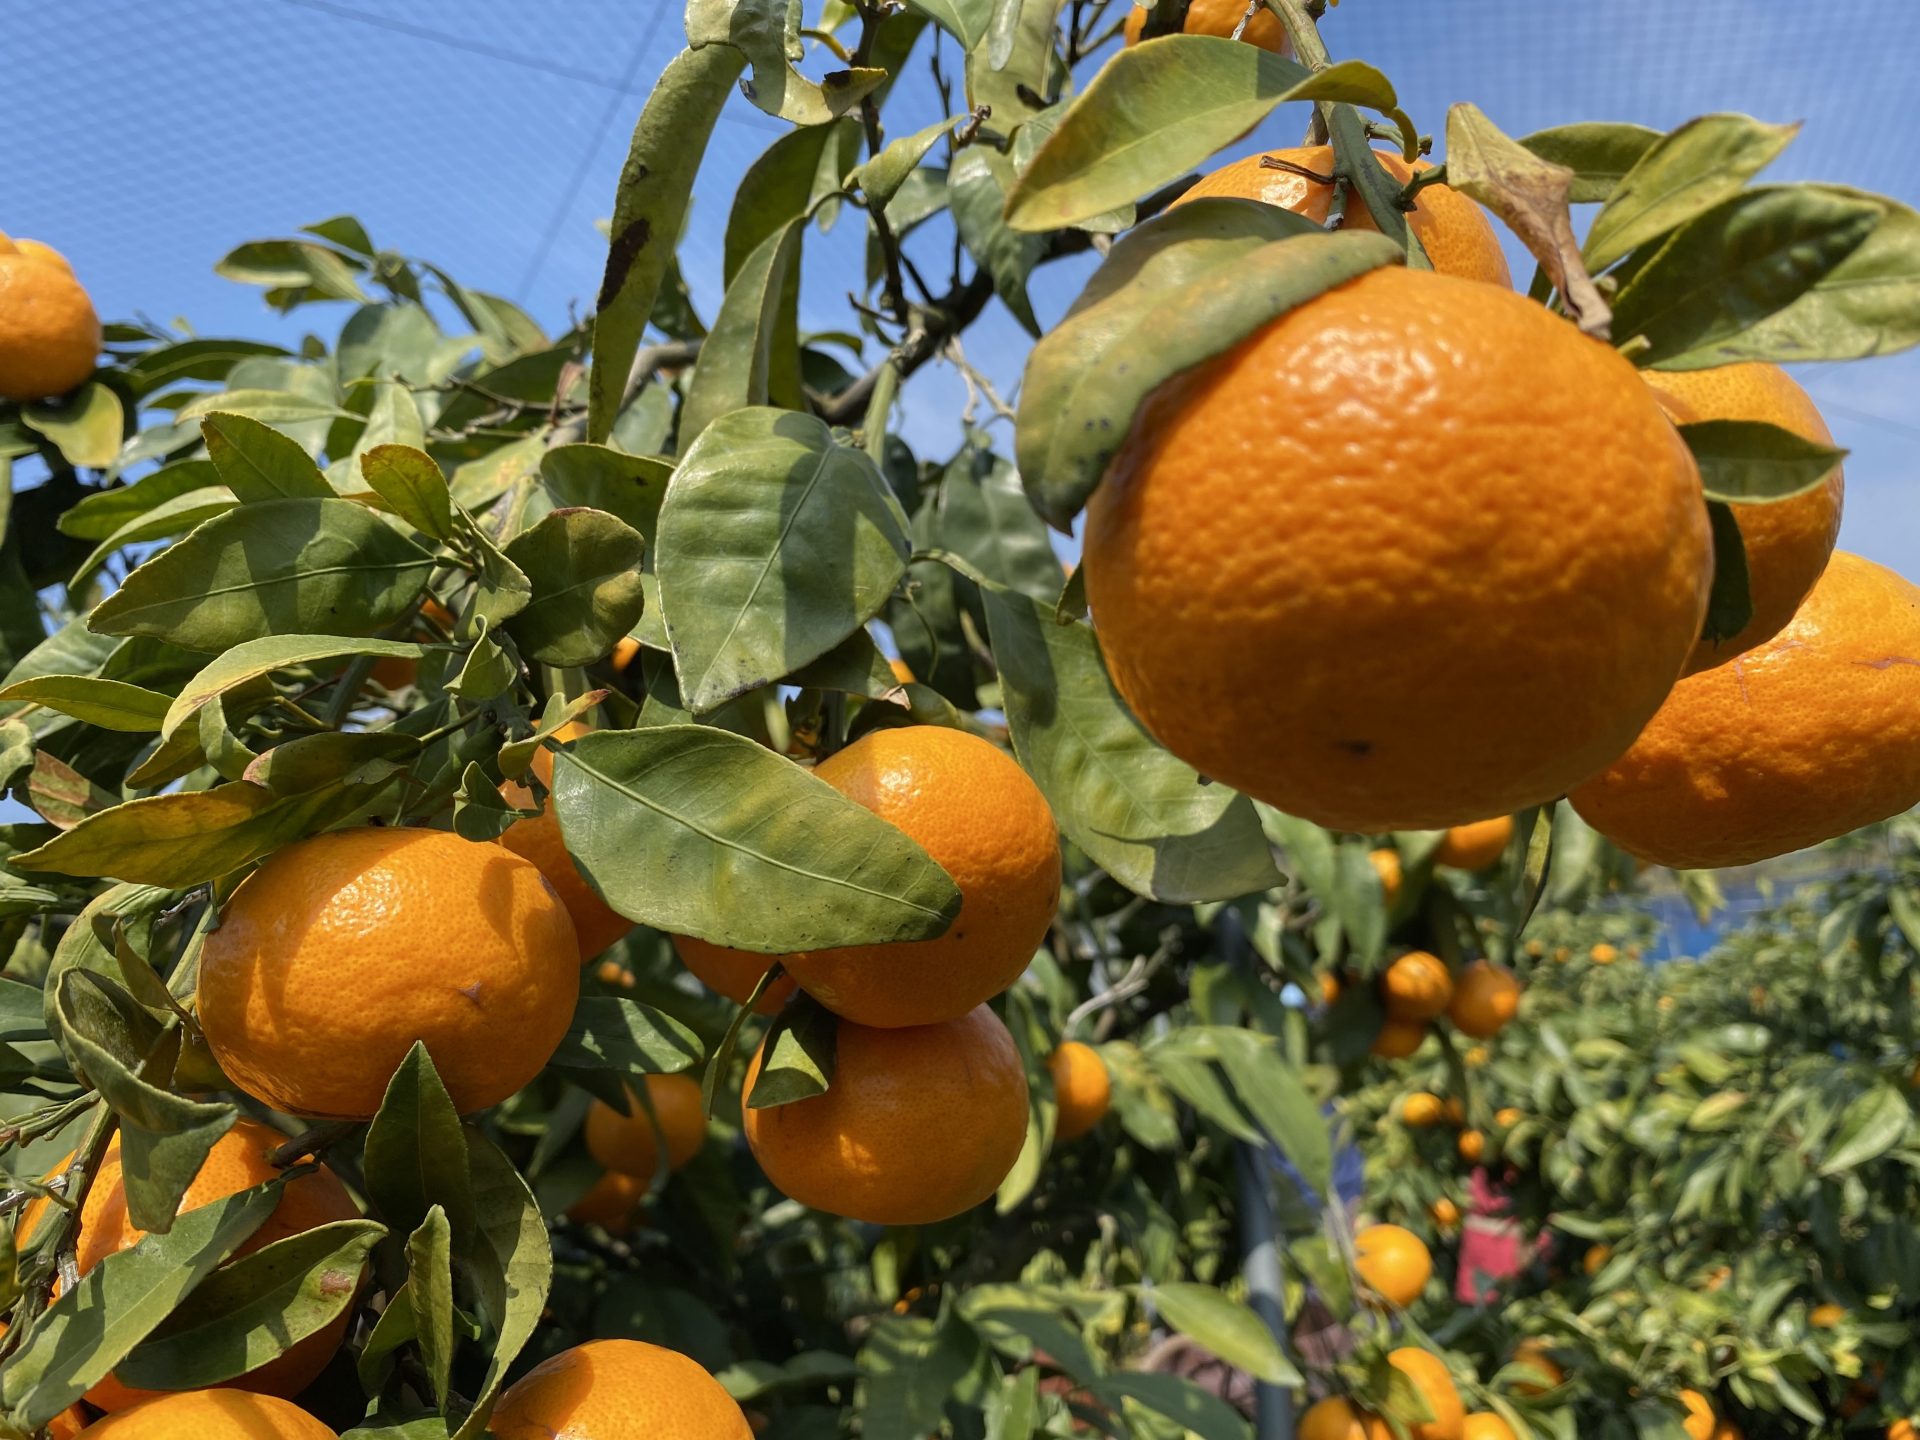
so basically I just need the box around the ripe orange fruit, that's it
[1890,1422,1917,1440]
[1443,1097,1467,1125]
[1570,552,1920,869]
[1582,1243,1611,1276]
[1368,847,1403,907]
[1464,1045,1489,1068]
[1381,952,1453,1022]
[197,826,580,1118]
[74,1391,337,1439]
[611,634,641,672]
[742,1005,1028,1225]
[1399,1091,1446,1127]
[1429,1196,1461,1228]
[1178,146,1511,287]
[758,727,1060,1028]
[0,237,100,401]
[1448,961,1521,1038]
[1810,1302,1846,1329]
[1494,1107,1523,1129]
[1319,972,1341,1005]
[488,1339,751,1440]
[1084,265,1710,833]
[1388,1347,1465,1440]
[1048,1040,1112,1142]
[1123,0,1290,52]
[584,1073,708,1178]
[1433,817,1513,871]
[1354,1223,1431,1308]
[566,1169,648,1232]
[1680,1390,1718,1440]
[1509,1340,1564,1395]
[1644,363,1844,673]
[1457,1129,1486,1163]
[76,1121,361,1412]
[1589,942,1618,965]
[12,1151,74,1249]
[1371,1017,1426,1059]
[1299,1397,1392,1440]
[674,936,799,1014]
[1462,1417,1517,1440]
[500,722,634,962]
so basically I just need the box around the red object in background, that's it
[1456,1167,1541,1302]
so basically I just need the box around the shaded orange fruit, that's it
[1123,0,1290,53]
[77,1121,361,1412]
[1399,1091,1445,1127]
[1645,363,1844,674]
[1371,1017,1426,1059]
[1494,1107,1523,1129]
[675,936,798,1014]
[1582,1244,1611,1276]
[75,1392,336,1439]
[1388,1347,1465,1440]
[1178,145,1511,287]
[1809,1302,1846,1329]
[742,1005,1027,1226]
[198,827,580,1118]
[1433,817,1513,871]
[1461,1417,1517,1440]
[489,1339,751,1440]
[1509,1341,1563,1395]
[1368,847,1403,907]
[765,727,1060,1028]
[565,1169,648,1233]
[1299,1397,1393,1440]
[1448,961,1520,1038]
[611,634,641,672]
[1381,952,1453,1022]
[1354,1223,1431,1307]
[1319,972,1341,1005]
[1084,265,1710,833]
[1571,552,1920,869]
[1049,1040,1111,1142]
[1890,1422,1916,1440]
[584,1073,707,1179]
[1429,1196,1460,1229]
[0,238,100,401]
[1443,1097,1466,1125]
[1680,1390,1718,1440]
[1457,1129,1486,1163]
[500,722,634,962]
[1589,943,1618,965]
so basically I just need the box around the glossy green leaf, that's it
[215,238,371,304]
[56,460,223,540]
[950,146,1045,334]
[22,382,124,468]
[1518,121,1663,204]
[364,1043,477,1247]
[407,1206,457,1404]
[1149,1282,1299,1386]
[746,992,838,1109]
[175,388,351,426]
[931,436,1064,600]
[243,730,421,795]
[963,0,1060,136]
[501,507,646,667]
[687,0,886,124]
[154,633,423,754]
[1820,1083,1911,1174]
[199,411,332,501]
[657,408,910,712]
[1086,1372,1249,1440]
[69,487,240,590]
[724,117,862,283]
[550,725,960,950]
[552,995,703,1074]
[0,676,172,733]
[447,1133,551,1440]
[1584,114,1800,270]
[1680,419,1847,504]
[359,443,455,539]
[904,0,992,47]
[854,115,959,208]
[680,218,805,450]
[540,444,671,542]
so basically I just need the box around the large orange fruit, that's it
[76,1121,361,1412]
[197,827,580,1118]
[1123,0,1290,53]
[1381,952,1452,1022]
[1084,265,1710,832]
[1354,1223,1431,1307]
[75,1392,336,1439]
[1447,961,1520,1038]
[1433,817,1513,871]
[1461,1417,1518,1440]
[674,936,798,1014]
[1299,1397,1393,1440]
[0,237,100,401]
[1570,552,1920,868]
[1388,1347,1465,1440]
[1177,145,1512,287]
[500,722,634,962]
[583,1072,707,1178]
[488,1339,751,1439]
[1644,363,1845,673]
[749,727,1060,1029]
[1048,1040,1111,1141]
[742,1005,1028,1225]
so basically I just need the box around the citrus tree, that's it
[1,0,1919,1437]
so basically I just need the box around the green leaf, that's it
[933,436,1066,600]
[244,730,421,795]
[0,676,172,733]
[364,1043,477,1247]
[69,486,240,590]
[113,1219,383,1389]
[175,388,351,426]
[215,238,372,304]
[540,445,671,542]
[153,633,424,755]
[963,0,1059,136]
[950,146,1046,335]
[1610,185,1884,367]
[1086,1372,1249,1440]
[447,1133,551,1440]
[552,995,703,1074]
[124,337,290,394]
[680,218,805,450]
[199,412,332,501]
[657,408,910,712]
[0,1181,280,1426]
[903,0,992,47]
[1517,121,1663,204]
[1820,1083,1911,1174]
[22,383,124,468]
[687,0,886,124]
[1701,496,1752,649]
[746,992,838,1108]
[501,508,647,667]
[590,44,749,443]
[1584,114,1800,271]
[57,460,223,540]
[359,444,456,539]
[981,585,1279,903]
[1149,1282,1300,1386]
[88,497,436,653]
[1015,205,1396,528]
[1680,419,1847,504]
[550,725,960,950]
[1003,35,1311,233]
[854,116,960,208]
[407,1206,457,1405]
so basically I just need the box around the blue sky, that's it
[7,0,1917,571]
